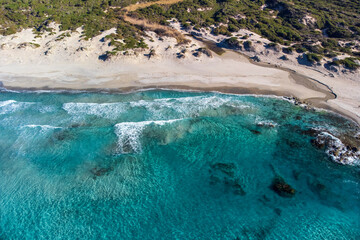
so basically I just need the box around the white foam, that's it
[62,95,252,120]
[63,102,127,119]
[0,100,16,107]
[114,119,181,154]
[23,124,62,129]
[0,100,33,114]
[255,116,278,128]
[316,132,360,166]
[21,124,62,135]
[38,105,57,113]
[129,95,251,118]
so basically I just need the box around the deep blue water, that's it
[0,89,359,240]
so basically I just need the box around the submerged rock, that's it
[91,166,114,179]
[270,176,296,197]
[209,175,221,185]
[307,178,326,196]
[209,163,246,195]
[52,130,72,141]
[285,139,302,148]
[274,208,282,216]
[211,162,235,177]
[231,180,246,196]
[302,128,320,137]
[69,122,87,128]
[292,170,301,180]
[250,129,261,135]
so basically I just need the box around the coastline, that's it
[0,27,359,126]
[1,53,358,127]
[2,81,359,128]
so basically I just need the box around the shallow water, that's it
[0,90,359,239]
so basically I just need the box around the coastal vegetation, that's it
[0,0,359,66]
[305,53,322,64]
[0,0,148,48]
[329,57,360,70]
[134,0,359,47]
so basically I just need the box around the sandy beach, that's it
[0,26,359,126]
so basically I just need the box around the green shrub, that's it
[225,37,241,48]
[282,47,293,54]
[340,58,359,70]
[325,52,338,58]
[305,53,322,63]
[213,26,232,36]
[244,40,252,49]
[228,24,239,33]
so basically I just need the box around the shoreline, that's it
[2,83,359,128]
[0,26,359,126]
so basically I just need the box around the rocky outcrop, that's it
[311,131,360,165]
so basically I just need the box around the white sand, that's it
[170,21,360,125]
[0,25,359,125]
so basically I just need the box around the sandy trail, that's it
[120,0,188,43]
[123,15,188,44]
[124,0,184,12]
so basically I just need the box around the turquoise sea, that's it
[0,89,359,239]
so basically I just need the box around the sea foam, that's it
[62,96,251,121]
[315,132,360,166]
[0,100,16,107]
[129,95,252,119]
[0,100,33,114]
[23,124,62,130]
[114,119,181,153]
[21,124,62,134]
[63,102,128,119]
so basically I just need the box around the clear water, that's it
[0,89,359,240]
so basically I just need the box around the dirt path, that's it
[117,0,188,44]
[123,14,188,44]
[124,0,184,11]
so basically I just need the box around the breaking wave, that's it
[114,119,182,154]
[62,102,128,119]
[0,100,33,114]
[314,132,360,166]
[62,95,252,120]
